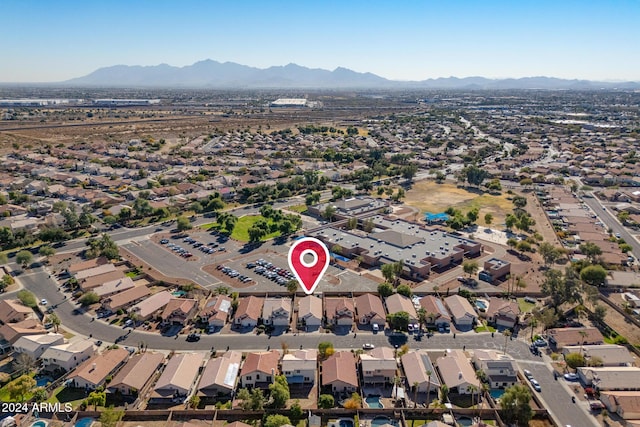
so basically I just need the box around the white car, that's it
[362,343,375,350]
[40,299,48,306]
[529,378,541,392]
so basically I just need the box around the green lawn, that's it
[47,385,87,408]
[475,325,497,333]
[231,215,280,242]
[0,373,36,402]
[288,204,308,214]
[517,298,536,313]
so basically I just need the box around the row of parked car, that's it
[248,259,295,286]
[217,265,253,283]
[161,240,194,258]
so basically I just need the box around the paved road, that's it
[582,195,640,260]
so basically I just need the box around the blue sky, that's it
[2,0,639,82]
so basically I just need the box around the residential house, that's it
[281,349,317,385]
[355,293,386,329]
[578,367,640,391]
[418,296,452,327]
[400,350,440,393]
[160,298,198,326]
[472,350,518,389]
[240,350,280,389]
[444,295,477,330]
[485,298,520,329]
[197,351,242,400]
[324,297,355,327]
[385,294,418,323]
[233,296,263,329]
[322,351,359,395]
[0,319,46,344]
[102,285,150,313]
[150,353,206,403]
[562,344,635,367]
[199,295,232,329]
[261,297,292,327]
[436,349,480,395]
[360,347,396,386]
[129,291,172,321]
[0,300,33,324]
[74,263,117,281]
[600,391,640,420]
[297,295,322,331]
[12,333,64,360]
[41,340,95,373]
[107,352,165,397]
[547,327,605,349]
[93,276,135,298]
[68,348,129,390]
[79,270,126,292]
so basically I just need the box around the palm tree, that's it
[413,381,419,408]
[469,384,478,411]
[579,330,588,355]
[440,384,449,404]
[48,313,61,333]
[425,370,433,407]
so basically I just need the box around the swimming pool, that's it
[456,417,473,427]
[476,300,488,310]
[35,376,53,387]
[370,417,397,427]
[338,419,354,427]
[490,389,506,400]
[30,421,47,427]
[74,418,94,427]
[365,396,383,408]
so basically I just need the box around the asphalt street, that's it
[582,195,640,260]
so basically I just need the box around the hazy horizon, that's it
[2,0,640,83]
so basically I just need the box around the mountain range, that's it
[63,59,640,90]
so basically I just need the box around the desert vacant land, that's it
[404,181,514,226]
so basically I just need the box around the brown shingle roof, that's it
[108,352,164,392]
[240,350,280,376]
[322,351,358,388]
[69,347,129,387]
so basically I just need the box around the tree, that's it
[290,400,303,421]
[541,269,580,312]
[79,291,100,306]
[1,274,14,291]
[502,330,512,355]
[323,205,336,222]
[584,285,600,306]
[6,374,36,402]
[268,375,290,409]
[33,387,47,402]
[463,165,489,187]
[48,312,61,332]
[512,195,527,209]
[17,289,37,307]
[286,279,298,294]
[462,260,479,277]
[466,208,479,223]
[99,407,124,427]
[425,369,433,407]
[565,352,586,369]
[13,353,37,374]
[440,384,449,403]
[39,245,55,258]
[87,390,106,411]
[188,394,200,409]
[387,311,410,331]
[318,394,335,409]
[593,304,607,324]
[16,250,33,268]
[176,215,192,231]
[377,282,394,298]
[343,392,362,409]
[505,214,517,231]
[264,415,291,427]
[579,242,602,262]
[62,205,79,229]
[484,213,493,225]
[318,342,335,360]
[580,265,607,286]
[500,384,533,427]
[539,308,559,331]
[397,284,413,298]
[539,242,562,267]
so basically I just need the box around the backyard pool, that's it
[476,300,488,310]
[74,418,94,427]
[365,396,383,408]
[337,419,354,427]
[490,389,506,400]
[30,422,47,427]
[171,291,186,297]
[370,417,398,427]
[456,418,474,427]
[35,376,53,387]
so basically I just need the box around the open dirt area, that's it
[404,181,514,226]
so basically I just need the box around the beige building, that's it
[197,350,242,400]
[322,351,358,394]
[108,352,165,396]
[0,299,34,324]
[261,297,292,327]
[436,349,480,395]
[240,350,280,389]
[41,340,95,373]
[281,349,317,385]
[68,347,129,390]
[151,352,206,402]
[325,297,355,327]
[360,346,396,386]
[355,293,386,328]
[12,333,64,360]
[297,295,322,331]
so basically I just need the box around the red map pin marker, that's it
[288,237,330,295]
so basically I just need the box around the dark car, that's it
[186,333,201,342]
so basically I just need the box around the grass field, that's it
[47,385,86,408]
[288,204,308,213]
[518,298,536,313]
[231,215,280,242]
[404,181,514,226]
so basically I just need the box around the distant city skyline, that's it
[1,0,639,83]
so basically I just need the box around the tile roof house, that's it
[418,295,452,327]
[160,298,198,326]
[102,285,151,312]
[79,270,126,292]
[41,340,95,373]
[360,347,396,386]
[261,297,292,327]
[436,349,480,395]
[199,295,233,329]
[240,350,280,389]
[472,350,518,389]
[322,351,358,394]
[107,352,165,396]
[0,319,46,344]
[355,293,386,328]
[547,327,605,349]
[325,297,355,327]
[12,333,64,360]
[297,295,322,331]
[233,296,263,329]
[578,367,640,391]
[282,349,317,385]
[0,300,34,324]
[600,391,640,420]
[485,298,520,329]
[385,294,418,322]
[151,353,206,402]
[444,295,477,330]
[74,263,117,281]
[562,344,635,367]
[68,347,129,390]
[197,350,242,399]
[130,291,172,320]
[93,276,136,298]
[400,350,440,393]
[67,257,109,274]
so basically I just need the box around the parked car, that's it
[534,339,547,347]
[362,343,375,350]
[529,378,541,392]
[40,299,48,306]
[186,333,201,342]
[523,369,533,379]
[564,373,579,381]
